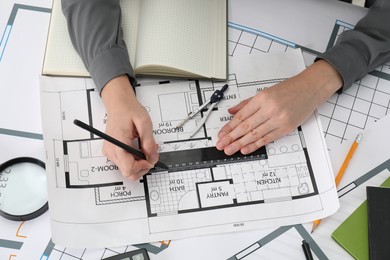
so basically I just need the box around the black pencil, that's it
[73,119,168,170]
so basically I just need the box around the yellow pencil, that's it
[311,133,363,233]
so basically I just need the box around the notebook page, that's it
[42,0,89,76]
[43,0,140,76]
[211,0,227,79]
[120,0,140,67]
[134,0,226,78]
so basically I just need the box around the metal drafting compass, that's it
[176,84,229,138]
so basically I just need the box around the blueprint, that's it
[0,2,50,162]
[40,50,338,247]
[2,0,390,259]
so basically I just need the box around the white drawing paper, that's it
[40,49,339,247]
[3,0,389,258]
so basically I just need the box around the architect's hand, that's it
[101,75,159,180]
[216,60,343,155]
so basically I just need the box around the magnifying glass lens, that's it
[0,158,48,221]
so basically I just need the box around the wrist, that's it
[301,59,343,104]
[101,75,137,113]
[314,59,343,91]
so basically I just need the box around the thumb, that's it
[137,123,159,165]
[142,137,159,165]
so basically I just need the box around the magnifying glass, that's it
[0,157,48,221]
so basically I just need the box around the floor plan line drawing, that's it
[0,3,50,142]
[228,224,328,260]
[227,159,390,260]
[228,21,390,147]
[40,162,390,259]
[337,158,390,198]
[211,20,390,260]
[40,48,338,248]
[228,21,296,49]
[0,238,23,250]
[42,70,321,219]
[3,0,387,257]
[4,16,386,259]
[0,4,51,62]
[41,239,55,260]
[39,238,171,260]
[0,3,51,260]
[142,76,316,217]
[0,127,43,140]
[141,77,270,172]
[228,225,294,260]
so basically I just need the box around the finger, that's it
[217,109,269,151]
[141,139,159,166]
[222,120,275,155]
[134,115,159,165]
[227,98,251,115]
[218,99,252,139]
[115,148,137,177]
[104,148,147,181]
[240,127,288,155]
[240,134,274,155]
[102,141,116,162]
[122,158,152,180]
[116,143,154,177]
[127,166,150,181]
[217,112,251,150]
[218,98,262,138]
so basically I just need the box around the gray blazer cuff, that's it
[89,47,137,94]
[317,39,369,93]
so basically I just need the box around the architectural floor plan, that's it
[137,78,316,218]
[40,50,338,247]
[3,0,389,259]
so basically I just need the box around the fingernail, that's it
[225,145,236,155]
[218,131,226,138]
[216,141,224,150]
[241,147,249,155]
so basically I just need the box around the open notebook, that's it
[42,0,227,80]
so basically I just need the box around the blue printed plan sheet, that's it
[40,49,339,248]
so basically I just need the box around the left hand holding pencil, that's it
[101,75,159,180]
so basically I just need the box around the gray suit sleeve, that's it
[61,0,136,93]
[318,0,390,92]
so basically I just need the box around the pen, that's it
[301,240,314,260]
[311,133,363,233]
[73,119,168,170]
